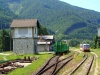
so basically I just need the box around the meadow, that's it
[0,52,53,75]
[0,48,100,75]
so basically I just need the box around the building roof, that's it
[38,35,54,40]
[37,42,50,45]
[80,44,90,45]
[10,19,40,28]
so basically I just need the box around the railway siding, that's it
[57,53,85,75]
[36,51,95,75]
[34,55,73,75]
[91,52,98,75]
[69,54,88,75]
[71,53,94,75]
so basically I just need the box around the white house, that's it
[10,19,40,54]
[98,27,100,37]
[97,27,100,47]
[37,35,54,52]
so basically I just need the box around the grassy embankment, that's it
[0,51,53,75]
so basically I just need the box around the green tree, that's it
[94,35,98,48]
[69,39,80,47]
[38,25,49,35]
[0,29,11,52]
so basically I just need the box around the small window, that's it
[18,28,28,35]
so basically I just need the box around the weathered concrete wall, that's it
[13,38,34,54]
[98,28,100,37]
[37,44,50,52]
[33,38,38,54]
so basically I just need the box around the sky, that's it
[60,0,100,12]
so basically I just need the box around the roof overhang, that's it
[37,42,50,45]
[10,19,40,28]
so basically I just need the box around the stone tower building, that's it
[10,19,40,54]
[98,27,100,47]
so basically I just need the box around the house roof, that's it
[37,42,50,45]
[10,19,40,28]
[38,35,54,40]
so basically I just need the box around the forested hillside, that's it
[1,0,100,40]
[0,0,18,30]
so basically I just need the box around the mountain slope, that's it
[0,0,18,30]
[7,0,100,40]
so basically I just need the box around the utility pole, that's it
[10,31,11,51]
[9,28,11,51]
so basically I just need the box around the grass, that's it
[58,52,84,75]
[91,48,100,75]
[8,53,53,75]
[70,47,100,75]
[0,51,53,75]
[0,48,100,75]
[0,52,34,63]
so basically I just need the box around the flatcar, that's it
[80,44,90,52]
[54,41,69,54]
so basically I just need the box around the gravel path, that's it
[0,53,10,56]
[3,57,7,61]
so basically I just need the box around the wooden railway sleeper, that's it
[52,56,73,75]
[86,55,94,75]
[69,54,88,75]
[36,56,73,75]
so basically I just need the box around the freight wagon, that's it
[80,44,90,52]
[54,41,69,54]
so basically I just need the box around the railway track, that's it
[35,55,60,75]
[52,55,73,75]
[86,55,94,75]
[34,55,73,75]
[69,53,94,75]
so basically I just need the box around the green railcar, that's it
[54,42,62,53]
[54,42,57,52]
[54,42,69,54]
[58,42,62,52]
